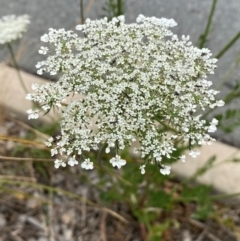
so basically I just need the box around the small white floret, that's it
[117,15,125,22]
[109,155,126,169]
[189,150,200,158]
[40,34,49,42]
[68,156,78,166]
[54,159,66,168]
[180,155,186,163]
[38,46,48,55]
[105,147,110,153]
[26,109,39,119]
[81,158,94,170]
[160,165,171,175]
[139,165,146,174]
[217,100,225,107]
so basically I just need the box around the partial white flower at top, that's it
[26,109,39,119]
[81,158,94,170]
[0,15,30,45]
[139,165,146,174]
[109,155,126,169]
[160,165,171,175]
[27,14,225,174]
[68,156,78,166]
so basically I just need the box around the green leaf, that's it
[191,202,212,220]
[149,221,171,241]
[181,184,212,203]
[188,155,216,182]
[148,190,173,209]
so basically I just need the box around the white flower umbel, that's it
[0,15,30,45]
[27,15,224,174]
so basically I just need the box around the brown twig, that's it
[10,232,24,241]
[100,211,107,241]
[0,155,54,162]
[8,116,50,140]
[81,189,88,228]
[189,219,222,241]
[0,179,129,224]
[196,229,207,241]
[206,233,222,241]
[0,175,36,182]
[189,218,206,229]
[139,223,148,241]
[0,134,48,149]
[102,207,128,224]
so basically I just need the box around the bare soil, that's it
[0,113,240,241]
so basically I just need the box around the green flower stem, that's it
[215,31,240,59]
[80,0,84,24]
[211,149,240,168]
[154,117,178,133]
[199,0,218,49]
[7,43,28,94]
[117,0,123,16]
[201,108,213,120]
[216,52,240,90]
[97,142,108,165]
[210,191,240,200]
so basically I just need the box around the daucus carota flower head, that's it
[0,15,30,45]
[26,15,224,175]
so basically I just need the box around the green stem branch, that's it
[210,191,240,200]
[215,31,240,59]
[7,43,28,94]
[117,0,123,16]
[199,0,218,48]
[80,0,84,24]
